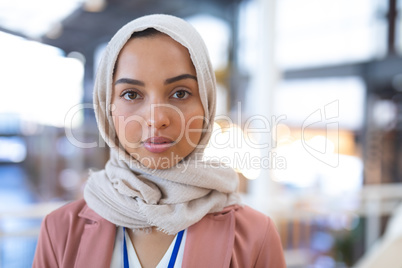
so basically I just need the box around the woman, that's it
[33,14,286,268]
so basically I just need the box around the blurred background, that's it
[1,0,402,267]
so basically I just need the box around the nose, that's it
[146,105,171,129]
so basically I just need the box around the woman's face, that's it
[111,33,205,169]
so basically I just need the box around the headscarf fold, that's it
[84,14,240,235]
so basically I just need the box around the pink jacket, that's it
[33,199,286,267]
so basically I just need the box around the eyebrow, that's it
[114,78,145,86]
[164,74,197,85]
[114,74,197,86]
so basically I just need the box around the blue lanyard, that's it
[123,228,184,268]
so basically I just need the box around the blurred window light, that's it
[0,136,27,163]
[186,14,230,71]
[273,140,363,194]
[372,99,397,129]
[237,0,259,73]
[276,0,388,69]
[59,169,81,190]
[274,76,365,131]
[185,14,231,117]
[0,113,21,135]
[204,122,262,180]
[0,32,84,127]
[0,0,83,38]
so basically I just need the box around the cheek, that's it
[184,108,205,143]
[186,115,204,130]
[112,112,145,144]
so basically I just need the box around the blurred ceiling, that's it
[45,0,242,55]
[0,0,242,55]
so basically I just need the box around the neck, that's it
[127,227,176,268]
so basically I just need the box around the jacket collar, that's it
[75,203,117,268]
[78,203,105,222]
[182,205,240,267]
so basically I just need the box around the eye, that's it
[121,90,140,100]
[172,90,191,99]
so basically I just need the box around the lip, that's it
[143,136,175,153]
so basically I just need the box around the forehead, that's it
[121,34,192,63]
[113,34,196,79]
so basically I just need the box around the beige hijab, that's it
[84,14,240,235]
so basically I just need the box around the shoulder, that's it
[230,205,279,243]
[43,198,109,238]
[34,199,116,267]
[186,205,273,238]
[211,204,275,233]
[228,205,286,267]
[195,205,286,267]
[232,204,272,224]
[46,198,87,221]
[45,198,104,224]
[230,205,282,249]
[40,199,90,248]
[43,199,89,233]
[33,199,91,267]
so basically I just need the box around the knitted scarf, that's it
[84,14,240,235]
